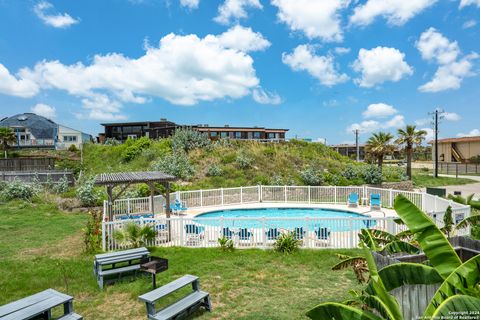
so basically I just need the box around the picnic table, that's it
[0,289,82,320]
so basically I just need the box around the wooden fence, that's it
[0,158,55,172]
[0,170,74,185]
[439,162,480,175]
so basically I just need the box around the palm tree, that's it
[365,132,395,168]
[0,127,17,159]
[396,125,427,180]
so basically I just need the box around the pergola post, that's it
[106,185,114,221]
[165,182,171,218]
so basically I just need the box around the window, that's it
[63,136,77,142]
[253,132,261,139]
[235,132,242,139]
[210,131,218,137]
[268,133,276,139]
[220,132,228,138]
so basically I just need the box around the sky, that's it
[0,0,479,144]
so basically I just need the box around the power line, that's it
[428,109,445,178]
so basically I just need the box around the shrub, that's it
[218,236,234,251]
[361,165,383,185]
[52,175,70,194]
[274,232,301,254]
[171,128,210,153]
[83,210,102,253]
[236,153,253,169]
[121,137,151,162]
[299,167,324,186]
[68,144,78,152]
[104,138,121,146]
[152,151,195,180]
[76,178,101,207]
[0,179,38,201]
[206,164,223,177]
[382,166,407,182]
[343,165,360,180]
[113,223,156,248]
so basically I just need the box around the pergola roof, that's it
[95,171,176,186]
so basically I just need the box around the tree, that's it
[0,127,17,159]
[365,132,395,168]
[396,125,427,180]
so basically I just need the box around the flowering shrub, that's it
[172,128,210,153]
[299,167,324,186]
[76,178,101,207]
[152,151,195,180]
[236,154,253,169]
[0,179,38,201]
[83,210,102,253]
[206,164,223,177]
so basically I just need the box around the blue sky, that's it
[0,0,479,144]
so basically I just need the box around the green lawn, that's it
[412,170,476,188]
[0,201,363,320]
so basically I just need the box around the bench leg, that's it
[97,275,104,289]
[64,300,73,314]
[203,295,212,312]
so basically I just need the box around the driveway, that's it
[437,174,480,199]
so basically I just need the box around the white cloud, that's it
[443,112,461,121]
[362,103,398,118]
[0,63,39,98]
[78,94,127,121]
[415,118,430,126]
[252,87,282,105]
[418,53,478,92]
[416,27,460,65]
[33,1,79,28]
[335,47,351,55]
[214,0,262,25]
[417,28,478,92]
[31,103,56,119]
[217,25,270,52]
[422,128,434,141]
[19,30,264,120]
[463,20,477,29]
[271,0,349,42]
[350,0,437,27]
[180,0,199,9]
[457,129,480,137]
[347,114,405,133]
[282,44,349,86]
[460,0,480,8]
[352,46,413,88]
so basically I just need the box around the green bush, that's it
[83,210,102,253]
[152,151,195,180]
[52,175,70,194]
[300,167,324,185]
[343,165,360,180]
[171,128,210,153]
[68,144,78,152]
[76,178,101,207]
[0,179,38,201]
[361,165,383,185]
[121,137,151,162]
[382,166,407,182]
[236,153,253,169]
[206,164,223,177]
[274,232,301,254]
[218,236,234,251]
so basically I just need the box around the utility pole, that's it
[353,129,360,162]
[429,109,445,178]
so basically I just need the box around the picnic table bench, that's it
[138,275,211,320]
[93,247,150,289]
[0,289,82,320]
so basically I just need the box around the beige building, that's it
[431,136,480,163]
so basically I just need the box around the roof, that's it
[331,144,366,148]
[0,113,57,139]
[195,126,289,132]
[429,136,480,144]
[95,171,177,186]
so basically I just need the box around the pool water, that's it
[194,207,375,231]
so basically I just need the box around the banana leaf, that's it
[456,215,480,230]
[359,229,381,251]
[306,302,384,320]
[367,263,443,292]
[432,295,480,318]
[382,240,420,255]
[393,195,461,279]
[423,255,480,317]
[332,256,366,271]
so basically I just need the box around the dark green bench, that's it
[138,275,212,320]
[93,247,150,289]
[0,289,82,320]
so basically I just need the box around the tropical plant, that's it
[332,254,369,284]
[396,125,427,180]
[274,232,301,254]
[218,236,234,251]
[441,206,454,238]
[448,193,480,210]
[359,228,420,255]
[113,223,156,248]
[83,210,102,253]
[365,132,395,168]
[0,127,16,158]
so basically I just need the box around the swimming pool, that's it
[194,207,375,231]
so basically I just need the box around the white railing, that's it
[103,185,471,251]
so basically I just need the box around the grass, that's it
[412,169,476,188]
[0,201,363,319]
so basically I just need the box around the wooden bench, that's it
[93,247,150,289]
[138,275,212,320]
[0,289,82,320]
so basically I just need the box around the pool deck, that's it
[176,202,397,218]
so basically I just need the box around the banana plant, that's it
[359,228,420,255]
[113,222,156,248]
[332,254,369,284]
[448,193,480,210]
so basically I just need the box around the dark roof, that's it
[428,136,480,144]
[95,171,177,186]
[0,113,57,139]
[195,126,289,132]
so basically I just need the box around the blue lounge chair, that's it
[238,228,253,243]
[370,194,381,210]
[315,227,330,247]
[155,224,167,231]
[348,192,359,207]
[293,227,305,240]
[175,199,188,211]
[222,227,235,240]
[185,224,204,246]
[265,228,280,241]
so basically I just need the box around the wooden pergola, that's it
[95,171,177,221]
